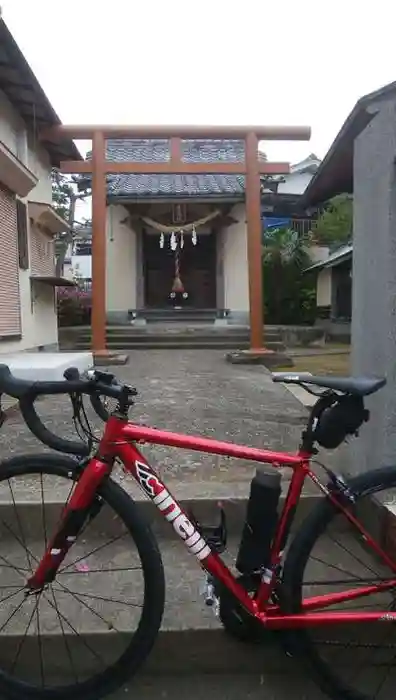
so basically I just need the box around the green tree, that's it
[314,194,352,248]
[51,170,75,220]
[262,227,316,325]
[51,169,91,276]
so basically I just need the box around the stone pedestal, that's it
[225,348,293,369]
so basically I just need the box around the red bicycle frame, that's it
[28,415,396,629]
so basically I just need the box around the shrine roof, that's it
[82,139,268,199]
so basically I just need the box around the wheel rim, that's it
[0,463,149,698]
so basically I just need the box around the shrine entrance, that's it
[42,123,311,354]
[143,230,216,308]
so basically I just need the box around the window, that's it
[16,199,29,269]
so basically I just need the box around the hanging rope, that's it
[141,208,221,234]
[172,241,184,293]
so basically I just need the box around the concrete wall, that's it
[317,268,332,307]
[351,97,396,476]
[222,203,249,321]
[0,274,58,354]
[0,89,27,160]
[27,138,52,203]
[106,204,137,322]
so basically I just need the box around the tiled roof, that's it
[102,139,250,198]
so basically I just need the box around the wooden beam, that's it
[60,160,290,175]
[91,131,107,355]
[170,137,182,161]
[42,124,311,141]
[245,132,264,350]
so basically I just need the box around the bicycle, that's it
[0,363,395,700]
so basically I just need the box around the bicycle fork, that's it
[27,457,110,590]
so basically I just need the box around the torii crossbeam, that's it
[40,124,311,358]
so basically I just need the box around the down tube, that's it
[115,441,258,615]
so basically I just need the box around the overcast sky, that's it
[3,0,396,165]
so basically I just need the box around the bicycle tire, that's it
[282,465,396,700]
[0,453,165,700]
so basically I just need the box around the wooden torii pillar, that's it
[41,125,310,359]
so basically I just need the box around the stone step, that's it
[0,534,288,680]
[63,341,286,352]
[59,326,282,339]
[134,309,219,322]
[0,476,320,540]
[73,332,282,342]
[0,527,387,686]
[109,673,325,699]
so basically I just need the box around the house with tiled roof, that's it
[0,16,80,353]
[74,141,319,323]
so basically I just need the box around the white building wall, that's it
[106,204,137,320]
[0,95,59,353]
[277,171,315,196]
[0,273,58,354]
[27,138,52,203]
[222,203,249,318]
[71,255,92,279]
[317,268,332,307]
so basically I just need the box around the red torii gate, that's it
[40,125,311,359]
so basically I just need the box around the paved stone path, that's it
[0,350,348,485]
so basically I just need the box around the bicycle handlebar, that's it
[0,364,136,455]
[19,395,90,455]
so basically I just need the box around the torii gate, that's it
[40,125,310,359]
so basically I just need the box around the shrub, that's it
[57,286,91,326]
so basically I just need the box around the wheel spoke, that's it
[60,531,129,573]
[35,593,45,688]
[327,532,380,579]
[0,519,40,567]
[54,583,142,608]
[7,478,33,573]
[0,595,28,634]
[54,581,122,632]
[57,567,142,574]
[48,586,78,684]
[43,593,105,667]
[10,592,41,674]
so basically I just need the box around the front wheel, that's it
[282,465,396,700]
[0,453,165,700]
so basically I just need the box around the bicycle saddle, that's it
[272,373,386,397]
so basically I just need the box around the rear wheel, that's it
[282,466,396,700]
[0,453,165,700]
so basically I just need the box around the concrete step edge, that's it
[0,492,321,539]
[0,626,297,676]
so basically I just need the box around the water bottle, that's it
[236,467,281,574]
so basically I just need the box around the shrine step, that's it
[62,339,286,352]
[136,308,220,323]
[59,327,284,352]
